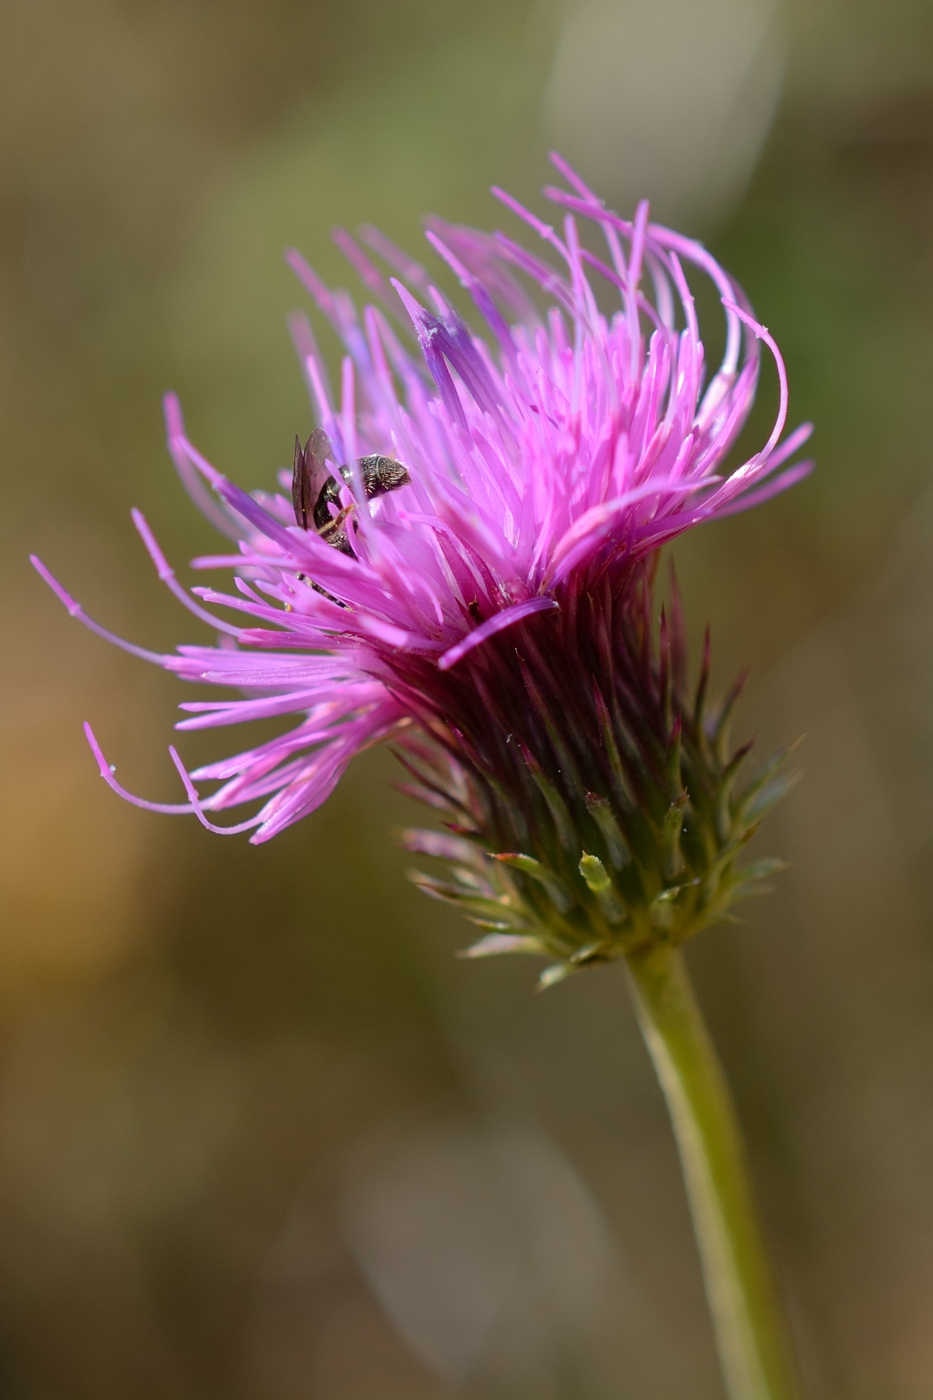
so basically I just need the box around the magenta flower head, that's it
[34,156,811,984]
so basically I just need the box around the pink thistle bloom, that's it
[35,157,811,971]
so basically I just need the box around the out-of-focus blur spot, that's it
[340,1119,617,1390]
[0,673,147,983]
[7,0,933,1397]
[541,0,785,227]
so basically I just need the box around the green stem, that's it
[625,943,800,1400]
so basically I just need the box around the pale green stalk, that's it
[625,944,800,1400]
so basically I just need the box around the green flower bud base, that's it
[400,570,798,992]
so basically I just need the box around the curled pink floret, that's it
[34,157,812,843]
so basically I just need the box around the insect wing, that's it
[292,429,333,529]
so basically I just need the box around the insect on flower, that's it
[33,153,813,976]
[292,427,410,555]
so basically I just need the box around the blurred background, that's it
[5,0,933,1395]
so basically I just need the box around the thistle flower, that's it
[33,155,811,982]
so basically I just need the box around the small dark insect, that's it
[292,430,410,556]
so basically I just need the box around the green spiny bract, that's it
[398,563,796,989]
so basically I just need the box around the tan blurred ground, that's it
[6,1,933,1396]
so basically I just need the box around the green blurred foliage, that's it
[6,2,933,1397]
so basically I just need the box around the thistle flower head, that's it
[34,156,811,981]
